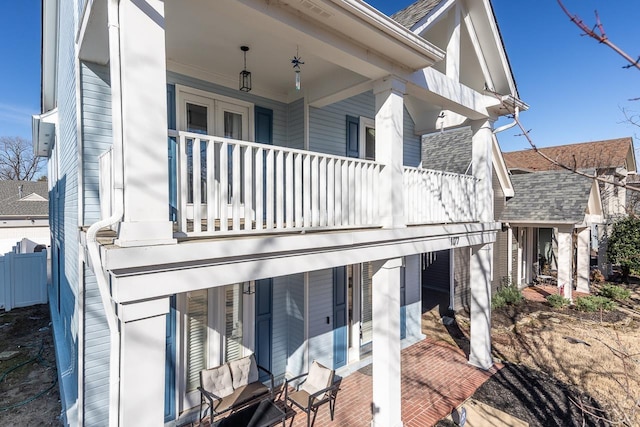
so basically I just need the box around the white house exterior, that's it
[35,0,526,425]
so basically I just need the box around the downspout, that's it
[85,1,124,426]
[493,106,519,135]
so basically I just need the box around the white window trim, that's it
[359,116,375,160]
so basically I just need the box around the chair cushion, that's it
[229,354,260,389]
[201,364,234,399]
[300,361,333,397]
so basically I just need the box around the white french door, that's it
[176,86,253,220]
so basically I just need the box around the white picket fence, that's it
[0,251,48,311]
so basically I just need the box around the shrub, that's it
[590,269,605,283]
[492,281,523,309]
[575,296,617,312]
[546,294,570,308]
[598,284,631,301]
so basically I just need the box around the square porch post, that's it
[576,227,591,293]
[115,0,175,247]
[371,258,403,427]
[374,77,405,229]
[118,297,169,427]
[469,120,495,370]
[557,226,574,301]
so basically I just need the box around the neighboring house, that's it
[0,180,49,255]
[420,127,515,312]
[501,170,603,297]
[34,0,526,425]
[504,138,637,276]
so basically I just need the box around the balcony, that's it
[100,132,479,239]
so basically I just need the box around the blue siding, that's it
[166,72,291,147]
[271,277,288,381]
[49,0,80,424]
[307,269,333,368]
[81,62,113,224]
[309,91,420,164]
[286,274,305,378]
[287,99,304,149]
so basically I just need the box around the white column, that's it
[557,226,573,301]
[469,244,493,369]
[471,120,494,223]
[119,297,169,427]
[371,258,403,427]
[576,228,590,293]
[116,0,175,247]
[374,77,405,229]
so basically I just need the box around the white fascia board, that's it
[506,220,578,228]
[481,0,518,97]
[411,0,457,35]
[589,180,604,218]
[492,134,514,198]
[108,223,501,303]
[103,222,501,272]
[41,0,59,112]
[627,143,638,174]
[330,0,445,64]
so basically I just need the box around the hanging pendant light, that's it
[239,46,252,92]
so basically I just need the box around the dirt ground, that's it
[0,304,61,426]
[426,278,640,427]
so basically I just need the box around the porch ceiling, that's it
[165,0,441,103]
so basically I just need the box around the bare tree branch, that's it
[0,136,44,181]
[557,0,640,71]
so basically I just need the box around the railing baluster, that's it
[207,138,216,231]
[255,148,263,230]
[319,157,327,227]
[276,149,284,229]
[348,160,355,226]
[244,145,253,230]
[335,160,342,226]
[220,140,228,232]
[266,148,274,229]
[178,134,188,233]
[327,158,335,227]
[286,151,294,229]
[354,163,362,226]
[232,143,241,230]
[303,154,311,228]
[311,155,319,227]
[193,137,202,233]
[294,153,303,228]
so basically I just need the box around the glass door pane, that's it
[185,101,211,204]
[364,126,375,160]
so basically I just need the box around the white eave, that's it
[41,0,59,112]
[285,0,445,71]
[32,108,58,158]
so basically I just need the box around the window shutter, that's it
[186,290,208,391]
[361,262,373,344]
[225,285,244,362]
[346,116,359,158]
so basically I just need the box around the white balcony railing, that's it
[403,166,478,225]
[172,131,382,236]
[98,133,480,238]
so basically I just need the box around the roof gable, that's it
[0,181,49,217]
[393,0,518,99]
[501,170,596,225]
[503,137,636,173]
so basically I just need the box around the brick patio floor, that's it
[282,338,500,427]
[522,284,589,303]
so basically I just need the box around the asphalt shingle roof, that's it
[0,180,49,217]
[503,138,634,172]
[501,170,594,224]
[390,0,442,29]
[421,127,472,174]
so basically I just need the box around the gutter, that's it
[85,0,124,425]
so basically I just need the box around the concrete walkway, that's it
[286,338,500,427]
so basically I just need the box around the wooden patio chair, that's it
[284,361,340,427]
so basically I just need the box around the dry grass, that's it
[424,280,640,426]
